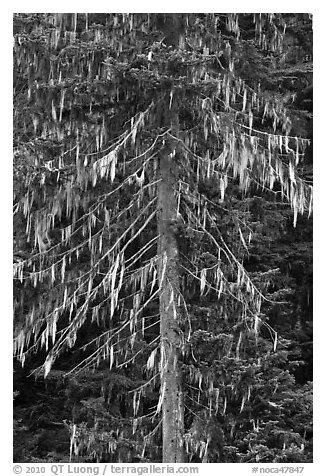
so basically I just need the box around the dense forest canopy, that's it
[13,13,312,464]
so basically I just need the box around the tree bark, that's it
[157,111,185,462]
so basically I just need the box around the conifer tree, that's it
[13,13,312,462]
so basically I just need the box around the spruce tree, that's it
[13,13,312,462]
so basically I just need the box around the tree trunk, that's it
[157,112,185,462]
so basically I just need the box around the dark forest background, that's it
[13,13,313,463]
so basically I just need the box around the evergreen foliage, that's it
[13,13,312,463]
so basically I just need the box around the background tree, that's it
[13,13,312,463]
